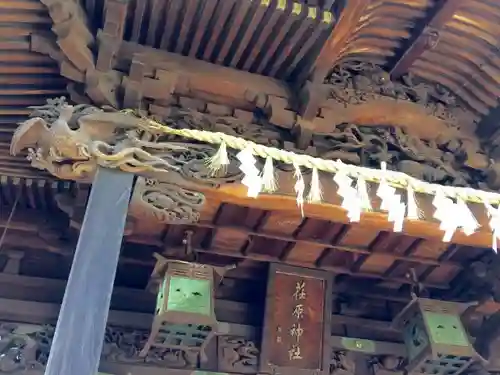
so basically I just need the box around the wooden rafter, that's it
[390,0,467,79]
[296,0,370,122]
[303,0,370,84]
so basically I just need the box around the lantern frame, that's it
[393,297,479,375]
[140,259,219,359]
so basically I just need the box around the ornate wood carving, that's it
[10,97,499,193]
[0,322,263,374]
[146,101,496,190]
[217,336,260,374]
[130,178,206,225]
[325,61,478,132]
[260,264,333,375]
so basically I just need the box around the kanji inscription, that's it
[266,271,325,370]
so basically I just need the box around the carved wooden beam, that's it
[390,0,467,79]
[7,101,495,251]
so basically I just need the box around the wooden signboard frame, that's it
[260,263,333,375]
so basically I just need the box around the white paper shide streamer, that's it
[456,198,479,236]
[236,147,261,198]
[356,176,372,212]
[334,167,362,222]
[484,201,500,253]
[377,163,404,232]
[198,138,497,250]
[433,190,478,242]
[432,190,456,242]
[376,163,396,212]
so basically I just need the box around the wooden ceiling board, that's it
[0,0,67,179]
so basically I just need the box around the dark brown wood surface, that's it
[268,271,325,369]
[261,264,332,375]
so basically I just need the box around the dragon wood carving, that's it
[129,178,206,225]
[325,61,477,131]
[10,97,499,191]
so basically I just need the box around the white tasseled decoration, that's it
[260,156,277,193]
[406,184,421,220]
[307,167,323,203]
[293,162,305,216]
[206,141,230,175]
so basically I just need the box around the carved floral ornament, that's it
[9,99,500,248]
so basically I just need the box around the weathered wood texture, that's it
[45,168,133,375]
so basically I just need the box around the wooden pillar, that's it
[44,167,134,375]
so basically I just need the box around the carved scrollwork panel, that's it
[130,177,206,225]
[217,336,260,374]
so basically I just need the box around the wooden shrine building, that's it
[5,0,500,375]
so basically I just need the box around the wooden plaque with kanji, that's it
[260,264,332,375]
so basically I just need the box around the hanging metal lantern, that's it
[393,298,480,375]
[140,257,218,359]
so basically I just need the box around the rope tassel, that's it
[293,162,305,217]
[406,185,421,220]
[260,156,277,193]
[206,141,229,176]
[307,167,323,203]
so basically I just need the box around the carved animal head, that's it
[58,105,75,124]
